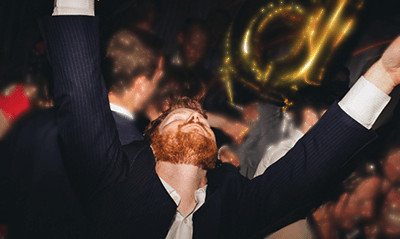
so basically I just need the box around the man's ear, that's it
[152,57,164,83]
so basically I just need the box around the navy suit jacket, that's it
[40,16,377,239]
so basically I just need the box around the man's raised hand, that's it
[381,36,400,86]
[365,36,400,94]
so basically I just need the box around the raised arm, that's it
[235,36,400,237]
[39,15,124,197]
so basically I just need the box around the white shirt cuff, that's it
[338,76,390,129]
[52,0,94,16]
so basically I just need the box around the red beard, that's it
[151,127,218,169]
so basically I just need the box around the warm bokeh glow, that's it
[220,0,364,105]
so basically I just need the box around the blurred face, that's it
[182,28,208,65]
[384,148,400,184]
[137,57,164,110]
[363,220,380,239]
[332,176,382,230]
[381,187,400,237]
[312,203,337,239]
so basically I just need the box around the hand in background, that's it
[222,121,249,145]
[207,112,249,145]
[0,110,10,140]
[219,147,240,168]
[242,103,259,122]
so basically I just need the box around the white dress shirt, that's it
[109,103,135,121]
[159,178,207,239]
[53,1,392,238]
[52,0,94,16]
[254,129,304,178]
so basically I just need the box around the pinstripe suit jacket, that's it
[40,16,377,239]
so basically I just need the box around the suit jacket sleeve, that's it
[234,103,377,238]
[39,16,128,199]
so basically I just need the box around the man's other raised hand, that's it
[365,36,400,95]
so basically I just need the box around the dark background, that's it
[1,0,400,90]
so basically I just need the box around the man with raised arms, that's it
[40,0,400,238]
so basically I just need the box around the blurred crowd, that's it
[312,124,400,239]
[1,0,400,238]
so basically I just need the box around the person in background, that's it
[250,86,334,239]
[0,42,54,140]
[170,18,209,69]
[0,23,163,239]
[218,100,291,177]
[104,27,163,144]
[379,142,400,238]
[254,86,334,177]
[0,83,38,139]
[169,17,243,148]
[313,168,383,239]
[312,137,400,239]
[204,8,231,76]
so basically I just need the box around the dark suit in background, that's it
[0,109,142,238]
[0,108,87,239]
[111,111,143,144]
[40,15,377,239]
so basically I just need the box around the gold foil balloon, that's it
[221,0,365,105]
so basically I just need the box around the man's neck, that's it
[145,104,162,121]
[299,122,312,134]
[156,161,207,215]
[108,92,135,114]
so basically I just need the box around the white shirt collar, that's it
[291,129,304,142]
[109,103,135,121]
[159,177,207,239]
[159,177,207,207]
